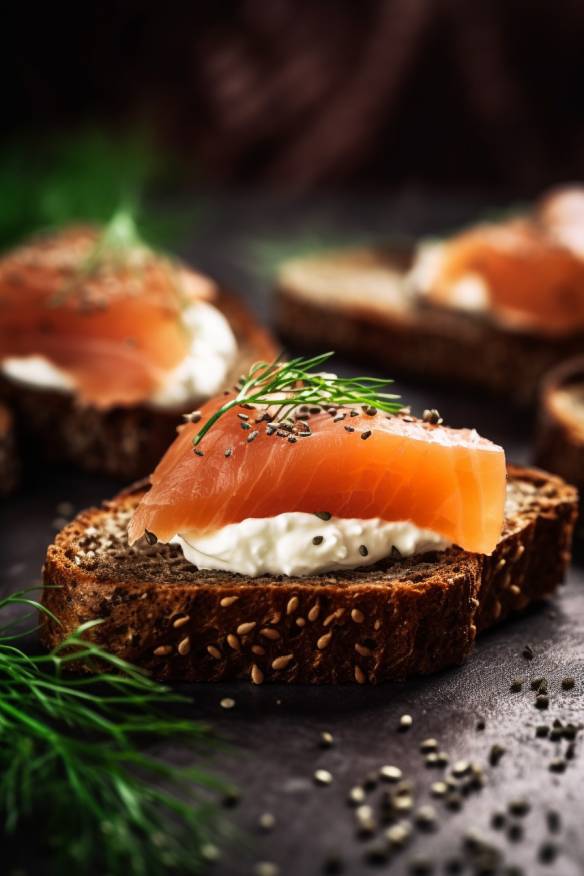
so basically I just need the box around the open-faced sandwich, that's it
[0,212,276,478]
[0,401,18,495]
[536,356,584,538]
[276,186,584,405]
[41,354,577,683]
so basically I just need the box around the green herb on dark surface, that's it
[0,592,227,876]
[0,128,201,252]
[193,352,402,446]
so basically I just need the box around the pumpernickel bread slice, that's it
[0,402,18,495]
[41,466,577,683]
[2,293,277,480]
[275,246,584,406]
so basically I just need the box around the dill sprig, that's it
[0,592,227,876]
[79,206,153,275]
[193,352,402,445]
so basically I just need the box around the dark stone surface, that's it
[1,191,582,875]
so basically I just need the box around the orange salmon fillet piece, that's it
[129,398,506,555]
[426,218,584,334]
[0,227,214,408]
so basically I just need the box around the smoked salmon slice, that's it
[129,396,507,556]
[0,222,215,409]
[422,218,584,335]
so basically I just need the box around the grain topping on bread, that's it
[41,466,577,683]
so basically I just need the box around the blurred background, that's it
[3,0,584,197]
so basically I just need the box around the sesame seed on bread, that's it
[41,466,577,684]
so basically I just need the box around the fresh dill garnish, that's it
[0,591,227,876]
[78,206,153,274]
[0,127,202,253]
[193,352,402,445]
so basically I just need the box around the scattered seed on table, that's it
[258,812,276,832]
[452,760,471,778]
[430,781,448,797]
[489,744,506,766]
[536,724,550,738]
[507,823,523,842]
[220,697,235,710]
[522,645,534,660]
[445,792,463,812]
[420,738,439,753]
[508,798,530,817]
[491,811,506,829]
[379,765,402,782]
[364,844,388,865]
[510,678,523,692]
[362,771,378,791]
[314,769,333,786]
[561,677,575,690]
[547,810,561,833]
[222,789,240,808]
[436,752,449,767]
[398,714,413,731]
[348,786,366,806]
[385,822,412,847]
[393,795,414,813]
[549,758,566,773]
[414,805,437,830]
[200,843,221,862]
[476,718,486,731]
[538,842,558,864]
[319,730,334,748]
[535,694,550,710]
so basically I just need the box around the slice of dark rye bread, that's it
[0,293,277,480]
[40,466,577,684]
[0,402,19,495]
[275,246,584,406]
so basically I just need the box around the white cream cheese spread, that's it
[171,513,450,578]
[407,242,490,313]
[1,300,237,409]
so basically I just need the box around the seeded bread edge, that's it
[0,292,277,480]
[275,247,584,406]
[40,466,577,684]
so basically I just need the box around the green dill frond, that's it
[193,352,402,445]
[0,592,228,875]
[0,127,202,253]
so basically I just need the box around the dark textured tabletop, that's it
[1,191,582,876]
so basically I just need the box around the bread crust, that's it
[535,357,584,537]
[40,466,577,683]
[275,246,584,405]
[0,292,277,479]
[0,402,18,494]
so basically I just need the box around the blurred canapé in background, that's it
[3,0,584,196]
